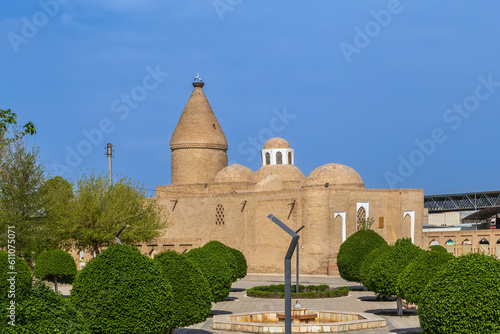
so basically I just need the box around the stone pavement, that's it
[176,274,420,334]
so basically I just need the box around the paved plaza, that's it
[176,274,420,334]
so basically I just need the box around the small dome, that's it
[263,137,290,150]
[256,164,305,183]
[215,164,256,183]
[305,163,364,188]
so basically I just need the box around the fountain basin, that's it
[213,310,386,333]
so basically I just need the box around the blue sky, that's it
[2,1,500,195]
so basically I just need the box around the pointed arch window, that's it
[265,153,271,165]
[356,207,366,231]
[276,151,282,164]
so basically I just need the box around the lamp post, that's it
[268,214,299,334]
[295,225,305,293]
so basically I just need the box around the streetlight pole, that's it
[295,226,305,293]
[268,214,299,334]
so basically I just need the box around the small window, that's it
[378,217,384,229]
[356,207,366,231]
[288,152,292,164]
[215,204,225,225]
[265,153,271,165]
[276,151,282,164]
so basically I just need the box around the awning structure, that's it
[462,206,500,224]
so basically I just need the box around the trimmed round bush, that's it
[70,244,173,334]
[397,250,454,305]
[2,282,90,333]
[0,250,32,300]
[359,244,390,291]
[34,249,77,292]
[154,250,212,329]
[429,245,448,253]
[369,238,422,297]
[186,245,232,302]
[337,229,388,282]
[230,247,247,279]
[203,241,238,281]
[419,253,500,333]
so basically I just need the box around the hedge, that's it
[418,253,500,333]
[337,229,388,283]
[247,284,349,299]
[186,245,233,302]
[34,249,77,293]
[429,245,448,253]
[396,250,454,305]
[154,250,212,329]
[70,244,173,334]
[2,282,90,333]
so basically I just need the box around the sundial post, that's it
[267,214,299,334]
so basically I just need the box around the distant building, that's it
[136,80,426,275]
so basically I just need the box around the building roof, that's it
[170,82,228,151]
[263,137,291,150]
[215,164,256,183]
[256,164,305,183]
[305,163,365,188]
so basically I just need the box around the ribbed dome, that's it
[256,164,305,182]
[263,137,290,149]
[170,82,228,151]
[215,164,256,183]
[305,163,364,187]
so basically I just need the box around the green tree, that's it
[204,240,238,282]
[368,238,422,315]
[0,128,45,265]
[34,249,77,293]
[2,282,90,333]
[230,247,248,279]
[359,244,390,291]
[336,229,388,283]
[429,244,447,253]
[71,244,173,334]
[419,253,500,333]
[59,170,168,255]
[186,244,233,302]
[0,108,36,137]
[396,250,454,305]
[0,250,32,300]
[154,250,212,330]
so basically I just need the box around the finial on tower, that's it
[193,73,204,87]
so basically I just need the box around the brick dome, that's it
[256,164,305,183]
[263,137,290,150]
[305,163,364,188]
[215,164,256,183]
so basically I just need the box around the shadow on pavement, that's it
[390,327,421,333]
[223,296,238,301]
[231,287,246,292]
[358,296,397,302]
[175,329,213,334]
[365,308,417,317]
[211,310,232,315]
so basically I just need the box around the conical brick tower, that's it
[170,81,228,184]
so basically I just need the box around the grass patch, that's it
[247,284,349,299]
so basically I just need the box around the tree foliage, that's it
[71,244,173,334]
[230,247,247,279]
[204,240,238,281]
[186,244,233,302]
[396,250,454,305]
[34,249,77,293]
[154,250,212,329]
[54,170,168,255]
[359,244,390,291]
[429,244,448,253]
[336,229,388,283]
[2,282,90,333]
[369,238,422,297]
[0,108,36,137]
[0,129,45,265]
[418,253,500,333]
[0,250,32,301]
